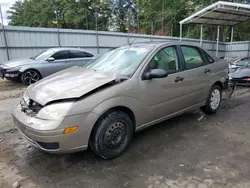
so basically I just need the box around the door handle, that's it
[174,76,184,82]
[204,68,211,73]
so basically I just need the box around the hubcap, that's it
[104,122,126,149]
[23,71,40,84]
[210,89,221,110]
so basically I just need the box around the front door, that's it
[139,45,189,123]
[42,50,71,77]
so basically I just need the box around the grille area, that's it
[20,98,43,117]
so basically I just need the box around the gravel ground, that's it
[0,79,25,133]
[0,79,26,100]
[0,80,250,188]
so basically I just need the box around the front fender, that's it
[18,65,43,76]
[92,96,149,127]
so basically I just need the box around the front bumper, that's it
[229,77,250,86]
[11,102,99,153]
[0,68,20,79]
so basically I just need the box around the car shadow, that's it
[11,110,215,187]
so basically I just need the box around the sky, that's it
[0,0,17,25]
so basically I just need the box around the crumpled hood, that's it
[0,58,37,68]
[26,66,121,105]
[230,67,250,78]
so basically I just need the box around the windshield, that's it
[31,49,57,61]
[85,46,153,77]
[232,59,250,66]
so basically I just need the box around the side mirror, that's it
[143,69,168,80]
[47,57,55,62]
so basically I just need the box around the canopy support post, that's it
[230,26,234,57]
[200,25,203,47]
[180,24,183,41]
[216,26,220,57]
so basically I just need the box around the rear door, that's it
[178,45,212,106]
[68,50,94,67]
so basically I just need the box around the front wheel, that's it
[21,69,41,85]
[90,111,134,159]
[201,85,222,114]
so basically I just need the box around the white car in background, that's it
[0,48,94,85]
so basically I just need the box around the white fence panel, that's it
[0,26,249,62]
[99,32,128,47]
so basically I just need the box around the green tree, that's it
[7,0,250,40]
[8,0,111,30]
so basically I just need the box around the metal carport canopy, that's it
[179,1,250,57]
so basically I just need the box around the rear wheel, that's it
[21,69,41,85]
[201,85,222,114]
[90,110,134,159]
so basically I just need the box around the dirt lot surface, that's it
[0,79,26,133]
[1,79,250,188]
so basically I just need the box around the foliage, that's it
[8,0,111,30]
[7,0,250,41]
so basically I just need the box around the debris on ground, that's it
[12,181,20,188]
[197,113,205,122]
[179,163,184,167]
[124,181,129,187]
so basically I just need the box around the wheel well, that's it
[92,106,136,132]
[213,81,223,90]
[101,106,136,131]
[111,106,136,130]
[22,69,42,78]
[88,106,136,147]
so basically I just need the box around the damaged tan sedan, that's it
[12,42,228,159]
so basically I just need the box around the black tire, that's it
[21,69,41,85]
[201,84,222,114]
[90,110,134,159]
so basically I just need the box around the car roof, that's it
[127,41,217,60]
[47,47,92,53]
[128,41,200,48]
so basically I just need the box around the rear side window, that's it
[69,50,93,59]
[52,50,69,60]
[84,52,94,57]
[203,50,214,63]
[181,46,205,69]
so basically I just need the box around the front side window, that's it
[52,50,69,60]
[181,46,205,69]
[149,46,180,73]
[203,50,214,64]
[85,46,153,77]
